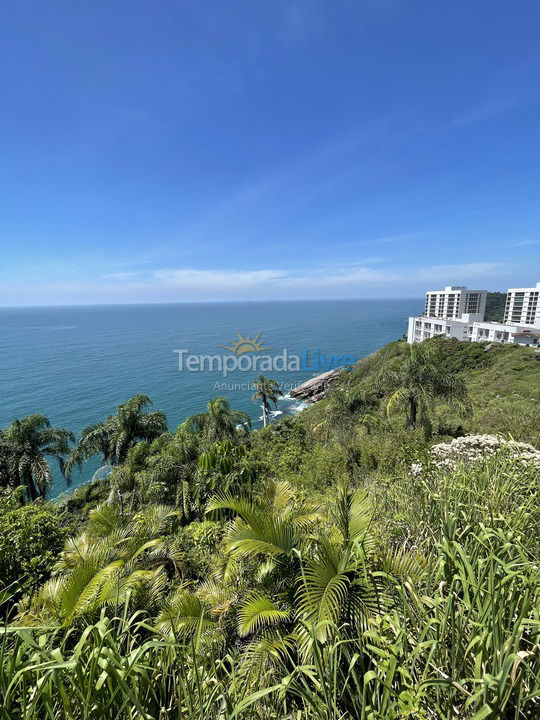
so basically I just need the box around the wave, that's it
[92,465,114,483]
[257,410,283,421]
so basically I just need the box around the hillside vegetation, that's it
[1,338,539,719]
[301,336,540,452]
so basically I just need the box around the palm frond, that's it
[237,591,291,637]
[155,588,216,638]
[297,542,352,639]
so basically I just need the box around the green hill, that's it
[304,337,540,431]
[2,336,540,719]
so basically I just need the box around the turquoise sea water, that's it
[0,300,421,497]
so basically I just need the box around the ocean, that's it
[0,299,421,497]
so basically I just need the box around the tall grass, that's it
[1,457,539,719]
[0,610,267,719]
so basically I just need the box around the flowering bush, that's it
[411,434,540,475]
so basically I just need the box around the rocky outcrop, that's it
[289,368,342,403]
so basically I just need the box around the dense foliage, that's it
[0,489,67,589]
[1,338,539,719]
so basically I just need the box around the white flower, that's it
[411,434,540,475]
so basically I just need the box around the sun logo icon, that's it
[219,331,271,356]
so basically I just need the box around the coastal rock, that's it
[290,368,342,403]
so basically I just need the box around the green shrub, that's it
[176,520,223,579]
[0,489,66,589]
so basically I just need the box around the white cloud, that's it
[441,98,519,131]
[151,261,506,291]
[153,268,288,288]
[0,261,514,306]
[101,271,140,281]
[416,262,505,280]
[513,238,540,247]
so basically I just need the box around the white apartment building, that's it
[407,316,469,344]
[471,320,540,347]
[407,282,540,347]
[408,286,487,344]
[424,286,487,322]
[503,282,540,328]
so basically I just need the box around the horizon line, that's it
[0,292,510,310]
[0,295,430,310]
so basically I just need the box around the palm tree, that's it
[252,375,282,427]
[66,395,167,478]
[24,502,181,625]
[381,343,468,429]
[1,415,74,500]
[144,427,200,514]
[185,397,251,445]
[206,481,383,666]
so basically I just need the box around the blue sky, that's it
[1,0,539,305]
